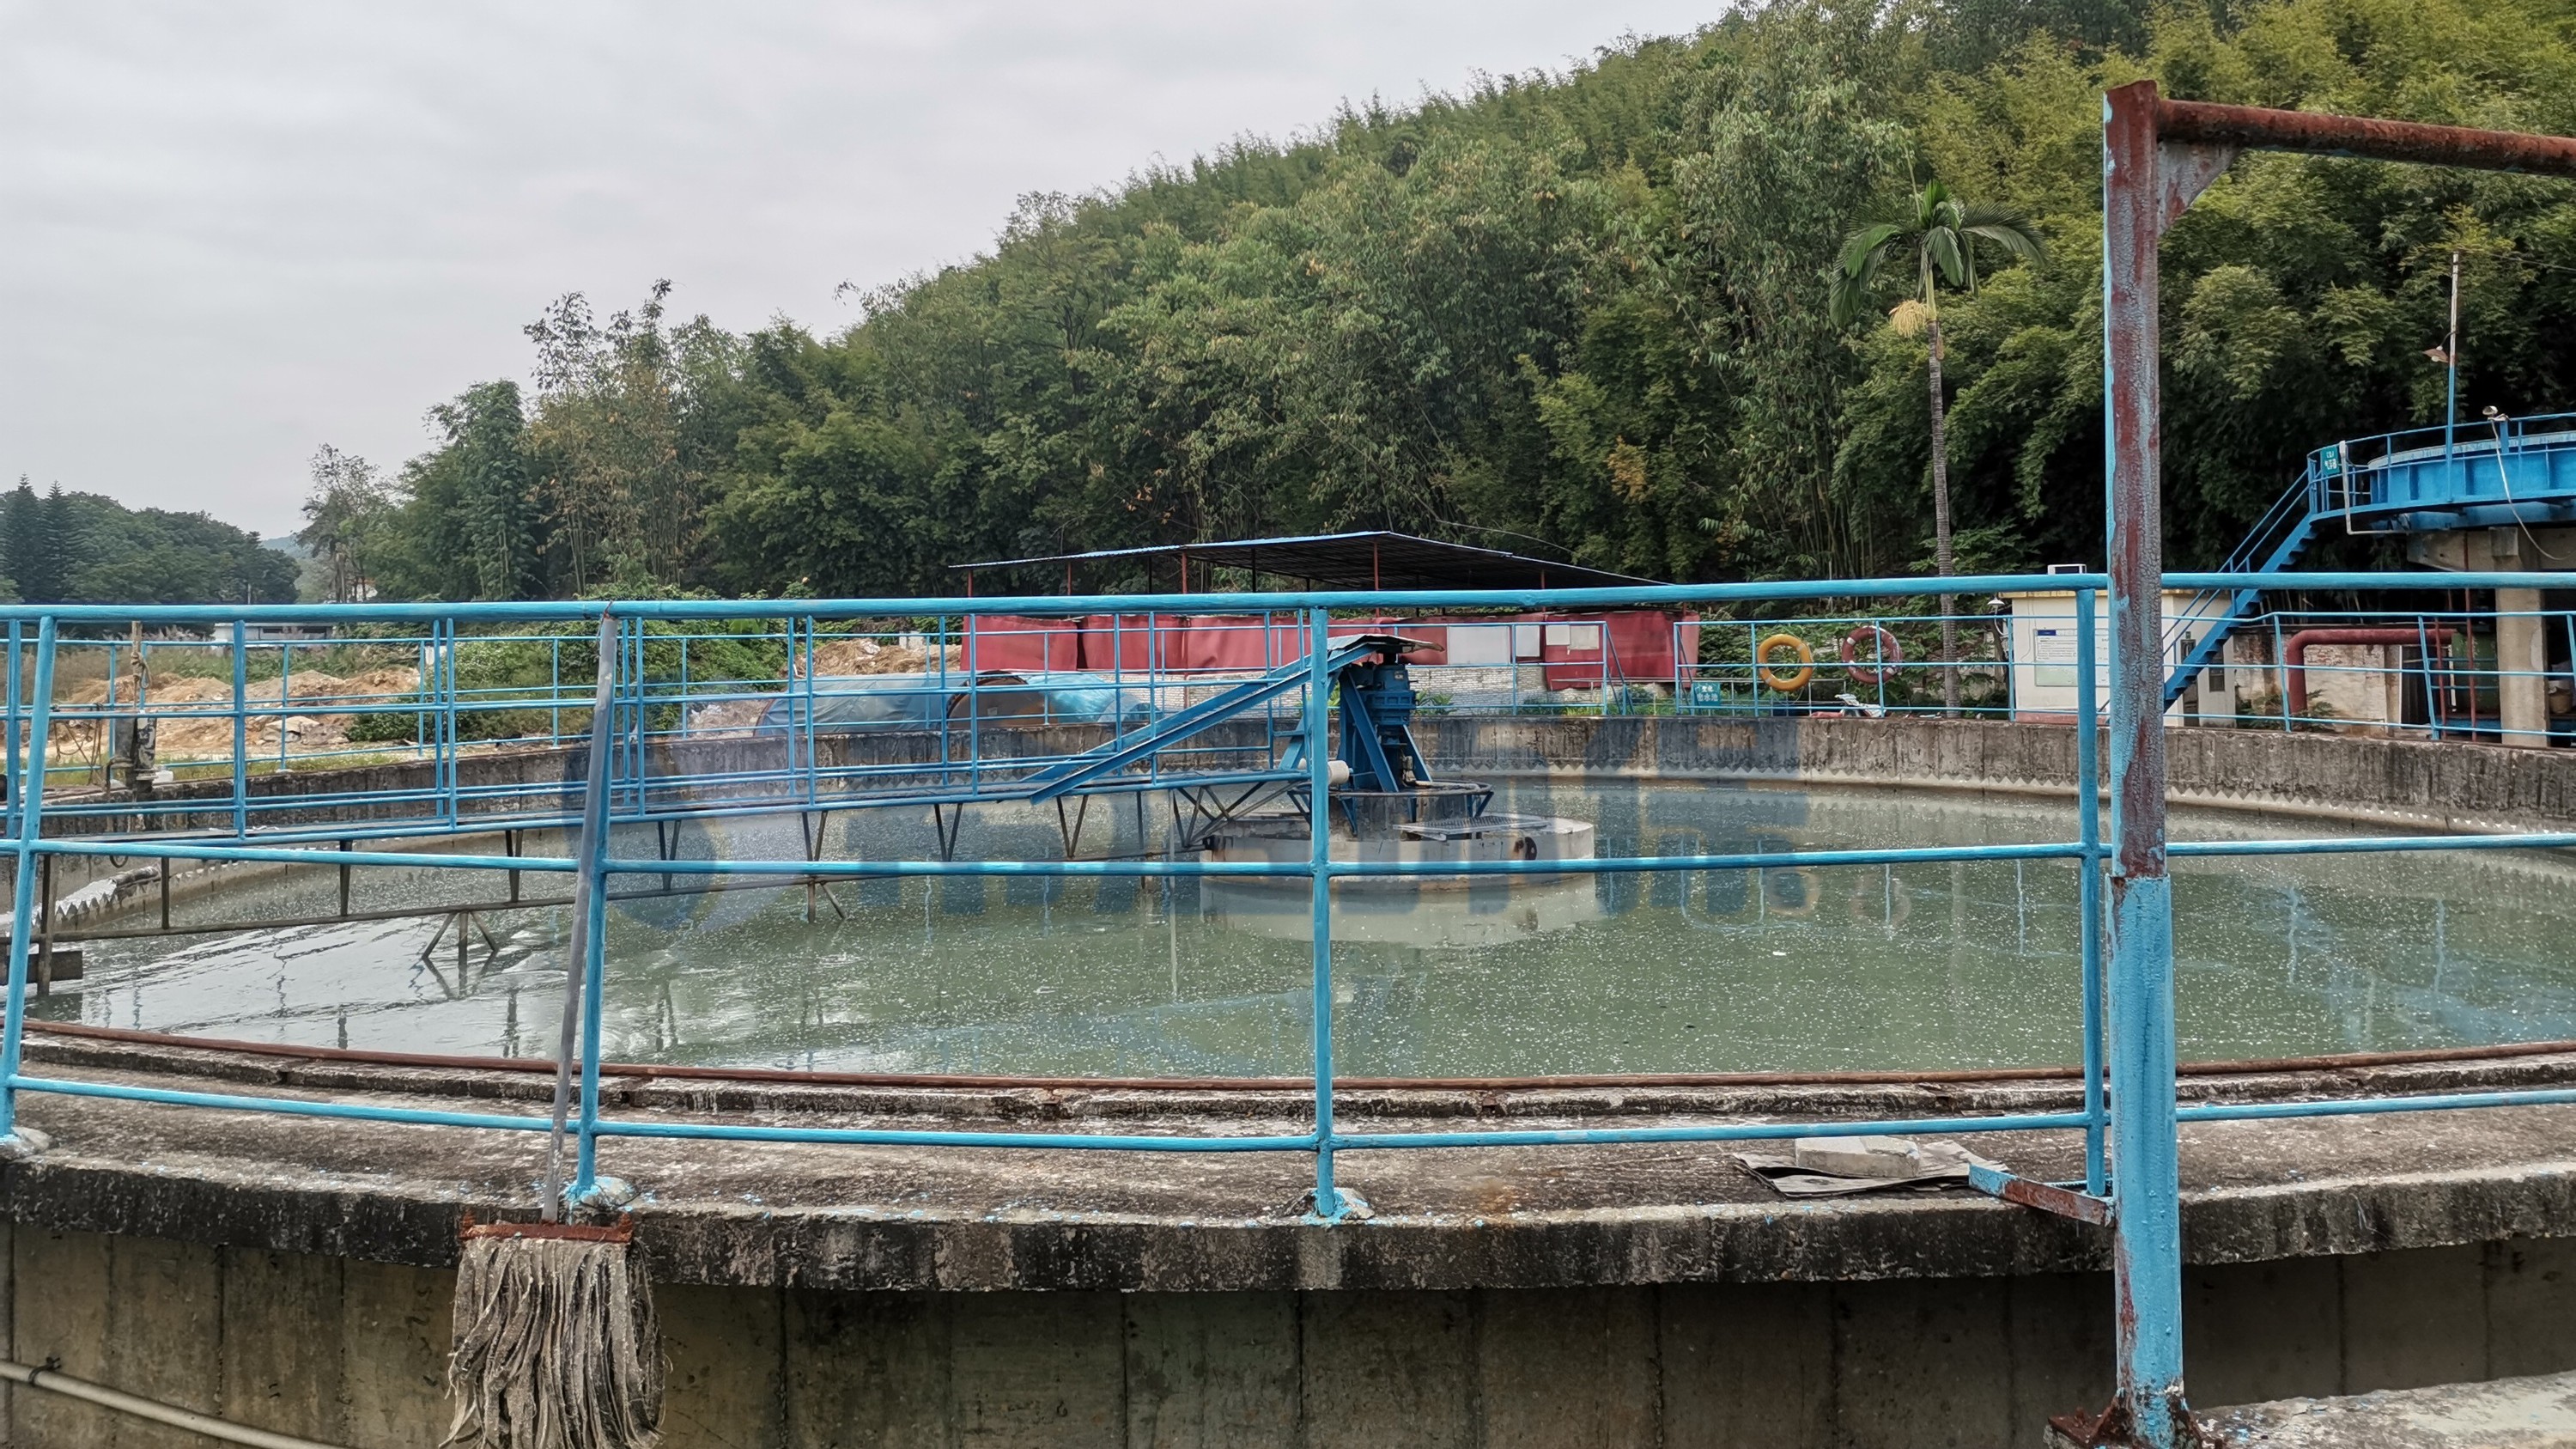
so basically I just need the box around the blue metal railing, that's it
[0,571,2567,1230]
[2312,411,2576,534]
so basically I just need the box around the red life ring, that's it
[1839,625,1903,685]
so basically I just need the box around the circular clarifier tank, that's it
[52,779,2576,1081]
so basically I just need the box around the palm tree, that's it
[1831,180,2045,715]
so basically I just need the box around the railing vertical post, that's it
[2076,586,2105,1196]
[230,618,249,837]
[0,618,59,1144]
[440,620,460,827]
[5,620,21,843]
[415,636,428,763]
[624,618,646,819]
[800,616,818,806]
[279,639,295,774]
[2416,617,2439,740]
[937,613,952,786]
[1303,605,1342,1219]
[550,609,619,1213]
[2101,79,2190,1444]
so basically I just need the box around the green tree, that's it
[1831,180,2044,711]
[1,479,51,604]
[297,446,393,603]
[525,282,713,594]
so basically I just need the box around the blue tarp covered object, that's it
[754,671,1157,734]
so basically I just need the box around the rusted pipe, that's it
[2159,96,2576,177]
[20,1017,2576,1092]
[2282,627,2455,721]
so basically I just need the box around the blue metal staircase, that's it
[1018,636,1382,802]
[2160,412,2576,706]
[2160,478,2324,706]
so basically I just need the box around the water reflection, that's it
[56,781,2576,1077]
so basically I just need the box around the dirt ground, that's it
[45,635,970,767]
[47,666,425,767]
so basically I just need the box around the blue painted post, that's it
[624,619,645,818]
[2102,79,2191,1444]
[967,616,982,793]
[1304,606,1342,1218]
[800,616,817,806]
[2271,614,2292,733]
[230,619,249,837]
[415,636,428,763]
[101,647,118,791]
[2077,586,2105,1196]
[5,621,20,843]
[2416,617,2439,740]
[0,619,59,1144]
[440,621,459,827]
[278,639,292,773]
[548,610,620,1215]
[936,613,951,786]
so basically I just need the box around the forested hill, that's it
[301,0,2576,604]
[0,480,297,606]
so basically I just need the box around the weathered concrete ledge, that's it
[2202,1368,2576,1446]
[9,1035,2576,1292]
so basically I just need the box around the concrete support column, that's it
[2496,588,2549,747]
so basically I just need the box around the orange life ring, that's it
[1755,634,1814,692]
[1839,625,1904,685]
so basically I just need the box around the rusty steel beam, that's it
[1968,1163,2116,1227]
[2158,94,2576,176]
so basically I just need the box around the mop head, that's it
[446,1218,663,1449]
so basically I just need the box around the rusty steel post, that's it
[2088,79,2576,1448]
[2099,78,2191,1448]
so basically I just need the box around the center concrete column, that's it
[2497,588,2549,747]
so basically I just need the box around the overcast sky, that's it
[0,2,1720,539]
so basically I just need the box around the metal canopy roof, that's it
[953,532,1661,593]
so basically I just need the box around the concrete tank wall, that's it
[9,1226,2576,1449]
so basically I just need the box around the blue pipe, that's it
[229,620,247,836]
[598,842,2091,880]
[2180,1086,2576,1122]
[12,1075,558,1131]
[2077,586,2106,1196]
[1305,606,1341,1219]
[1333,1110,2092,1148]
[0,621,56,1142]
[4,621,17,844]
[13,569,2576,630]
[593,1120,1321,1151]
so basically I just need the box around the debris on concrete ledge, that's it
[1733,1135,2002,1197]
[2197,1370,2576,1446]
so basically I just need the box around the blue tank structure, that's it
[2163,412,2576,707]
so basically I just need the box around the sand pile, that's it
[686,636,964,735]
[49,666,424,764]
[800,637,960,678]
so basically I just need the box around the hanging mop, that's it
[447,611,663,1449]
